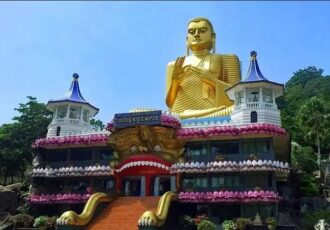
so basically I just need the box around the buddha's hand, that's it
[171,57,186,83]
[172,65,188,83]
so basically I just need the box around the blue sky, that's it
[0,1,329,125]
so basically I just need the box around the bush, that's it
[183,215,195,226]
[265,217,277,226]
[197,219,216,230]
[33,216,57,230]
[303,209,330,230]
[33,216,48,229]
[194,214,209,225]
[298,173,320,197]
[223,220,235,230]
[235,217,252,230]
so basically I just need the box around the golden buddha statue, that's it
[166,17,241,119]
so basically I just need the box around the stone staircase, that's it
[87,196,160,230]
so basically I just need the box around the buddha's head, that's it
[187,17,215,53]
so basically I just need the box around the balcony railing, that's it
[51,118,89,125]
[246,102,274,109]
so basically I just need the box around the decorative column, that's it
[244,89,247,107]
[176,173,182,192]
[115,174,122,194]
[54,107,58,121]
[66,105,70,119]
[80,107,84,123]
[259,87,263,104]
[145,175,152,196]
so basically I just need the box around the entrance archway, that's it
[152,176,176,196]
[114,154,172,196]
[122,176,145,196]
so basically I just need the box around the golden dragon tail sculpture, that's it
[56,192,116,227]
[138,191,177,227]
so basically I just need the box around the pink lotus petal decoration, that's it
[160,114,181,129]
[176,123,286,139]
[170,160,289,174]
[28,193,91,204]
[32,165,113,178]
[32,134,109,148]
[178,190,280,203]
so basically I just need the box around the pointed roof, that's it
[61,73,87,103]
[47,73,99,115]
[242,51,268,82]
[225,51,284,100]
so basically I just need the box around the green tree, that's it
[90,118,105,130]
[291,144,320,197]
[0,96,51,184]
[298,97,329,166]
[285,66,323,89]
[278,66,330,148]
[291,144,318,174]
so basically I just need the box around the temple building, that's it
[29,51,291,229]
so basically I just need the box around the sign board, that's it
[113,110,162,128]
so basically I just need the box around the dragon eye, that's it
[154,145,161,152]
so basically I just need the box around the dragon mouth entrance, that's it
[114,154,172,175]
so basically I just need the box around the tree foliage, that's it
[90,118,105,130]
[0,96,51,184]
[278,66,330,197]
[291,144,320,197]
[285,66,324,89]
[298,97,329,165]
[278,66,330,152]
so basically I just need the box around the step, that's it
[88,196,160,230]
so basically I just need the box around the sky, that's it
[0,1,329,125]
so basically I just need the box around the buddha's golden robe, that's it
[166,54,241,117]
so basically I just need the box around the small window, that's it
[210,141,239,155]
[211,176,239,189]
[251,111,258,123]
[247,88,259,103]
[257,141,270,154]
[262,88,273,103]
[83,109,90,122]
[94,178,115,191]
[56,126,61,136]
[242,139,271,157]
[69,106,82,119]
[69,179,89,193]
[57,105,68,119]
[182,176,208,191]
[184,142,207,161]
[244,174,269,188]
[70,148,93,161]
[235,91,244,105]
[211,176,225,188]
[95,149,114,160]
[48,149,67,162]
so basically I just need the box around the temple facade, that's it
[29,52,291,229]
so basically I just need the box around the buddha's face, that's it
[187,20,213,52]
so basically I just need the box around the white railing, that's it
[51,118,89,126]
[245,102,274,109]
[68,118,80,125]
[246,102,259,108]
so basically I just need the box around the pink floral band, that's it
[178,190,280,203]
[28,193,91,204]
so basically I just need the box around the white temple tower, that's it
[226,51,284,126]
[46,73,99,137]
